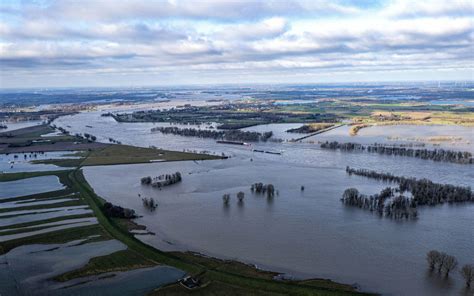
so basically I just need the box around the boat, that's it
[216,140,248,145]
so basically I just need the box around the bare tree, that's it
[461,264,474,287]
[426,250,441,270]
[222,194,230,204]
[437,252,447,273]
[442,255,458,277]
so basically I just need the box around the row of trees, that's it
[251,183,276,197]
[108,137,122,144]
[151,126,273,142]
[142,197,157,211]
[320,141,473,164]
[427,250,474,287]
[141,172,182,188]
[346,167,472,205]
[341,187,418,220]
[83,133,97,142]
[222,191,245,204]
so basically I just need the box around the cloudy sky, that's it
[0,0,473,88]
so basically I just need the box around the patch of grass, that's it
[61,151,89,157]
[14,193,78,204]
[0,188,74,203]
[81,144,221,166]
[0,224,108,255]
[153,270,362,296]
[112,217,147,232]
[0,170,72,186]
[0,220,91,236]
[152,279,287,296]
[0,124,79,145]
[54,249,156,282]
[0,199,85,214]
[298,279,356,292]
[0,213,94,231]
[169,252,277,281]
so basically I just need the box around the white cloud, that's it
[0,0,472,87]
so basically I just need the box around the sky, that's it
[0,0,473,88]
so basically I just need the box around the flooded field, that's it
[0,176,64,199]
[0,151,80,173]
[56,109,474,296]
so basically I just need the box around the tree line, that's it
[346,166,472,205]
[141,172,182,188]
[151,126,273,142]
[251,182,276,197]
[320,141,473,164]
[341,187,418,220]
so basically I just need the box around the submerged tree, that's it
[427,250,441,271]
[461,264,474,288]
[222,193,230,204]
[237,191,245,202]
[142,197,157,211]
[442,255,458,277]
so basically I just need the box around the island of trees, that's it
[320,141,473,164]
[102,202,136,219]
[342,167,472,219]
[151,126,273,142]
[342,187,418,219]
[286,123,334,134]
[141,172,182,188]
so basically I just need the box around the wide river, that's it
[54,106,474,296]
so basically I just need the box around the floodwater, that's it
[0,217,97,233]
[57,110,473,296]
[0,197,79,209]
[310,124,474,153]
[0,176,65,199]
[0,238,185,296]
[0,207,92,227]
